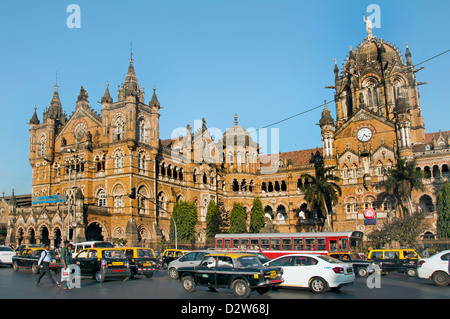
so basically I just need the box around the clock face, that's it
[357,127,373,142]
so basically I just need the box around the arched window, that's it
[116,118,125,141]
[97,189,106,207]
[39,135,46,156]
[137,118,147,143]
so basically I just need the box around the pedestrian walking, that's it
[422,247,430,258]
[60,240,73,289]
[35,244,60,288]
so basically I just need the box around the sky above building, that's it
[1,0,449,195]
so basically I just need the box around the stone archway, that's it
[85,222,104,241]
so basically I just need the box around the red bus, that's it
[215,231,364,259]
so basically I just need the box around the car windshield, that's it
[93,242,113,248]
[138,249,155,258]
[235,256,262,268]
[103,250,125,259]
[0,247,13,252]
[350,253,363,260]
[318,255,341,263]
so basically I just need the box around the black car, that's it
[120,247,159,278]
[328,252,374,277]
[177,253,283,298]
[72,248,131,282]
[12,248,61,274]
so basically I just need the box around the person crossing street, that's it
[35,244,60,288]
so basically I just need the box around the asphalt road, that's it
[0,266,450,318]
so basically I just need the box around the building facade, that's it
[3,26,448,248]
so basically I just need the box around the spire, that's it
[29,105,40,124]
[43,81,64,121]
[123,49,139,96]
[319,100,334,126]
[149,85,160,107]
[234,113,238,126]
[101,81,113,104]
[405,43,413,66]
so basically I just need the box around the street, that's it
[0,264,448,300]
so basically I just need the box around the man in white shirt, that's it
[35,244,60,287]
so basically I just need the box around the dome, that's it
[220,113,257,148]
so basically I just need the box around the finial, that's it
[234,113,238,125]
[55,71,59,90]
[153,84,156,93]
[129,42,134,64]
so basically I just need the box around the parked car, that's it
[177,253,283,298]
[160,249,188,269]
[119,247,159,278]
[0,246,16,266]
[417,250,450,286]
[72,248,130,282]
[264,254,355,293]
[328,252,374,277]
[367,249,420,277]
[168,250,218,279]
[12,248,61,274]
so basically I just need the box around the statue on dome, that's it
[363,13,374,39]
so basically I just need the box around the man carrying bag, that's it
[60,240,73,290]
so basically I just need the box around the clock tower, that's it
[322,23,426,230]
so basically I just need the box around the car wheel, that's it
[31,263,40,274]
[12,261,19,272]
[432,271,450,287]
[232,279,250,298]
[309,277,328,293]
[406,268,417,277]
[95,270,105,283]
[168,267,178,279]
[181,276,195,292]
[357,267,368,277]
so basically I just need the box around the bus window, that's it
[271,239,280,250]
[233,239,239,249]
[216,239,223,249]
[305,238,315,250]
[261,238,270,250]
[329,240,338,252]
[282,238,292,250]
[250,239,259,250]
[293,238,303,250]
[241,239,249,249]
[225,239,231,249]
[317,238,326,250]
[339,238,349,251]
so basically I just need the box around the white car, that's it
[168,250,218,279]
[417,250,450,286]
[0,246,16,266]
[264,254,355,293]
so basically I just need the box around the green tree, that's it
[171,200,198,243]
[381,158,424,216]
[249,197,265,233]
[437,181,450,239]
[301,164,341,231]
[229,202,247,233]
[206,200,222,240]
[367,212,426,248]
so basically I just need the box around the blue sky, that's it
[1,0,449,195]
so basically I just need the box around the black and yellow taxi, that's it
[72,248,131,282]
[161,249,188,268]
[12,247,61,274]
[177,253,284,298]
[367,248,420,277]
[119,247,159,278]
[328,252,374,277]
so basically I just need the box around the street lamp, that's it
[129,188,178,249]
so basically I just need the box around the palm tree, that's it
[301,164,341,231]
[381,158,424,216]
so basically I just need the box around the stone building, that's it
[3,23,447,247]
